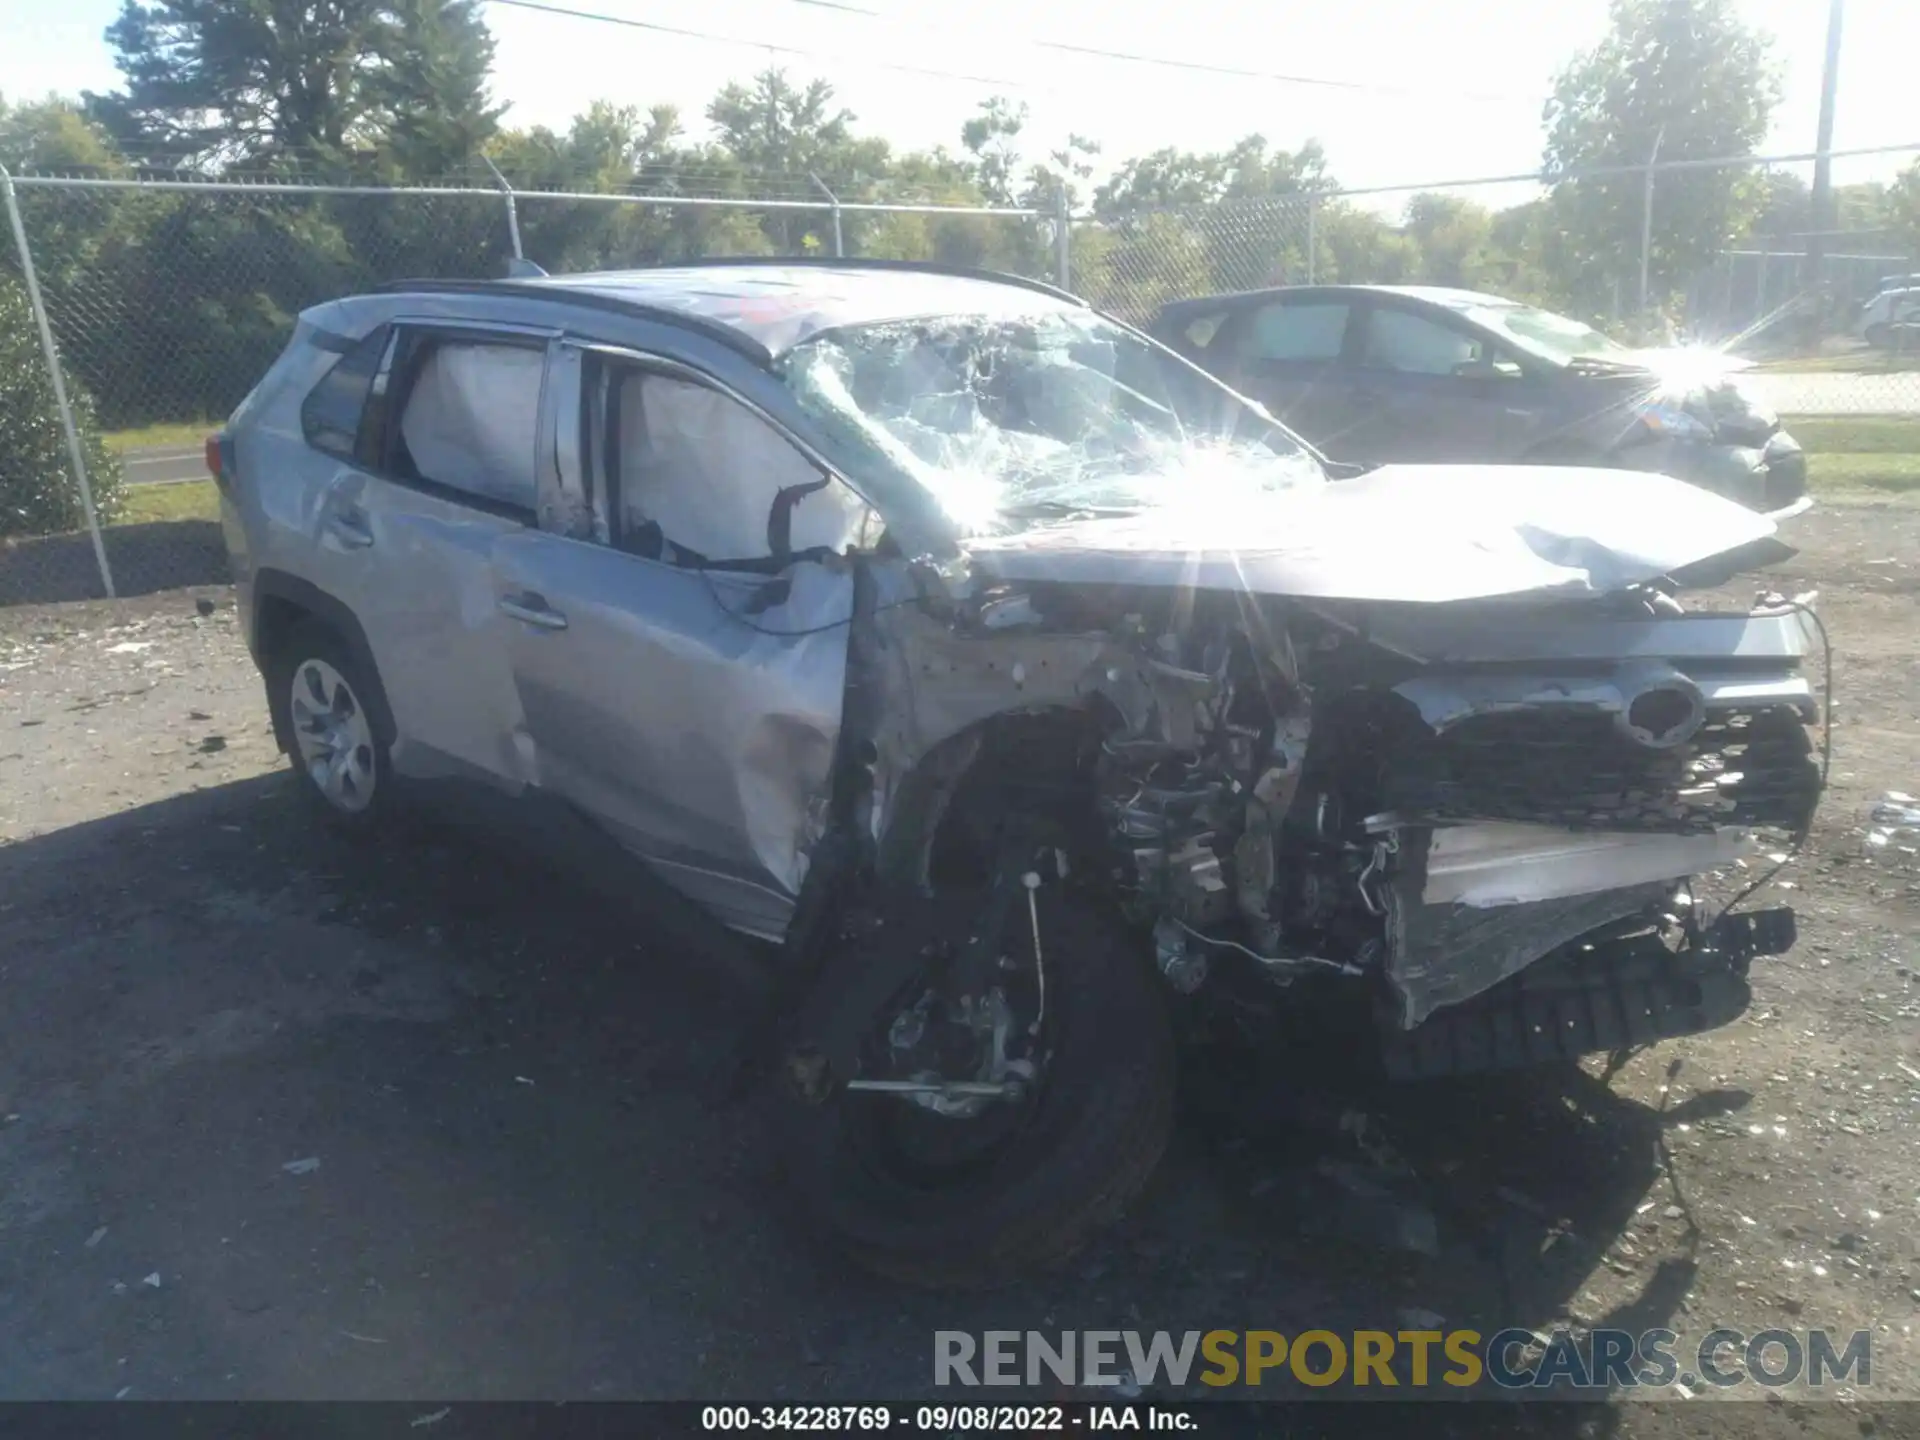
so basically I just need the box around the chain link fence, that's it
[0,175,1054,605]
[4,157,1919,610]
[1071,195,1317,323]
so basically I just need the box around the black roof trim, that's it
[606,255,1088,306]
[378,259,1086,365]
[1152,283,1389,317]
[373,277,774,365]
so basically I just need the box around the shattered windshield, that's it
[776,310,1323,536]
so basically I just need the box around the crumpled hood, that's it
[962,463,1789,604]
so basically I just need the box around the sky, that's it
[4,0,1917,205]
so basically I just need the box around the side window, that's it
[611,370,872,565]
[1362,307,1515,378]
[1237,302,1351,363]
[392,338,545,511]
[300,325,391,460]
[1171,309,1230,354]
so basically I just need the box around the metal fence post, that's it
[1306,193,1318,283]
[1,164,115,599]
[1054,183,1071,291]
[482,155,524,262]
[808,173,844,257]
[1638,126,1666,323]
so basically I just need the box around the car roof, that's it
[1155,283,1515,320]
[383,259,1086,360]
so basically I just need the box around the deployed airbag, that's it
[622,376,868,562]
[399,343,543,507]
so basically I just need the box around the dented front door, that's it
[489,342,854,941]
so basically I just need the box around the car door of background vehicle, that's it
[1338,299,1546,463]
[490,343,874,940]
[1208,297,1370,456]
[303,318,548,787]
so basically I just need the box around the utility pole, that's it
[1806,0,1846,291]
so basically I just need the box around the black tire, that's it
[780,888,1174,1289]
[264,618,396,833]
[1864,323,1892,351]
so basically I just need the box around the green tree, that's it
[91,0,499,174]
[369,0,502,179]
[1889,160,1920,259]
[960,97,1027,208]
[1401,193,1495,288]
[706,69,891,251]
[0,275,123,538]
[1543,0,1780,311]
[1,93,129,174]
[1093,136,1332,217]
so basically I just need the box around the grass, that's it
[1752,351,1920,375]
[114,479,221,525]
[103,421,218,454]
[1786,414,1920,501]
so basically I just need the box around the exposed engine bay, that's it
[857,565,1825,1072]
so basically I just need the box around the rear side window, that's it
[1240,302,1350,362]
[300,325,392,460]
[1168,309,1230,353]
[393,340,545,511]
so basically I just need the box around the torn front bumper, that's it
[1360,604,1822,1031]
[1379,908,1797,1079]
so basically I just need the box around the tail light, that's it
[206,432,236,495]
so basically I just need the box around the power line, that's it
[1033,39,1533,103]
[489,0,1532,104]
[484,0,1037,90]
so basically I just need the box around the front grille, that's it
[1380,705,1821,834]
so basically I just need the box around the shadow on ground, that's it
[0,773,1700,1417]
[0,520,229,604]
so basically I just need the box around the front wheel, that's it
[779,886,1174,1289]
[1864,323,1892,350]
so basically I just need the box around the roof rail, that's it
[372,277,772,364]
[603,254,1086,306]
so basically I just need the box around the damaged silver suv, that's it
[214,260,1825,1287]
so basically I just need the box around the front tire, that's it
[780,888,1174,1289]
[265,620,395,832]
[1864,323,1892,350]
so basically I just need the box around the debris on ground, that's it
[281,1157,321,1176]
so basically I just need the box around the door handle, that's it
[499,593,568,630]
[325,510,374,549]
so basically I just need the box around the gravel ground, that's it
[0,504,1916,1432]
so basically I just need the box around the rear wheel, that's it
[266,620,395,831]
[780,883,1174,1289]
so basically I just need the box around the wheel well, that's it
[880,710,1105,890]
[253,592,312,667]
[250,573,387,751]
